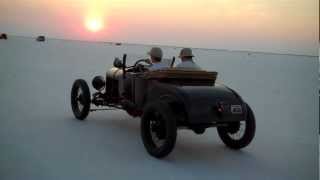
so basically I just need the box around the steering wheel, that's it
[134,59,151,67]
[132,59,152,72]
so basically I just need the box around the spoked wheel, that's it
[217,103,256,149]
[71,79,91,120]
[141,100,177,158]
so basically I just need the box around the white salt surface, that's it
[0,37,318,180]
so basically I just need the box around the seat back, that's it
[144,69,218,86]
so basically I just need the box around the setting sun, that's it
[85,18,104,32]
[84,0,107,33]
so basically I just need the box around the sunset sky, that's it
[0,0,318,55]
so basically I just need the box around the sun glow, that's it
[85,18,104,32]
[84,0,107,33]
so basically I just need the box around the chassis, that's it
[71,54,256,158]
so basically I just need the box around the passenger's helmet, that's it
[179,48,194,58]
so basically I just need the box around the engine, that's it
[106,67,123,79]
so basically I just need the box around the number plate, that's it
[230,105,242,114]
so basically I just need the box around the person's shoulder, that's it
[149,62,169,71]
[175,62,184,68]
[194,62,202,69]
[174,61,202,70]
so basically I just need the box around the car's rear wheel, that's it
[217,103,256,149]
[71,79,91,120]
[141,100,177,158]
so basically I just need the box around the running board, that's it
[90,108,118,112]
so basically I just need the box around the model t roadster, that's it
[70,54,256,158]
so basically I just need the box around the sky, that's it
[0,0,318,56]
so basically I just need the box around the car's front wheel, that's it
[217,103,256,149]
[71,79,91,120]
[141,100,177,158]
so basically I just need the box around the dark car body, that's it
[132,77,247,125]
[71,55,256,158]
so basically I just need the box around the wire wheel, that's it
[141,100,177,158]
[71,79,91,120]
[217,103,256,149]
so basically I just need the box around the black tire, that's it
[71,79,91,120]
[217,103,256,149]
[141,100,177,158]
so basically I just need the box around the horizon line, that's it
[2,33,318,58]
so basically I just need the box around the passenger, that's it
[147,47,168,71]
[175,48,202,70]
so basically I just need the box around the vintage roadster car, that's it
[71,54,256,158]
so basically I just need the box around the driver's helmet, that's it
[148,47,163,59]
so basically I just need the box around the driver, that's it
[108,47,167,97]
[147,47,168,71]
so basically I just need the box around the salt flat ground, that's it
[0,37,318,180]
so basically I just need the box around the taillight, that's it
[216,102,224,113]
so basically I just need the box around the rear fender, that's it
[144,82,188,123]
[178,85,247,124]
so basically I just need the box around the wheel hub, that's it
[150,119,166,139]
[77,94,85,105]
[227,122,241,134]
